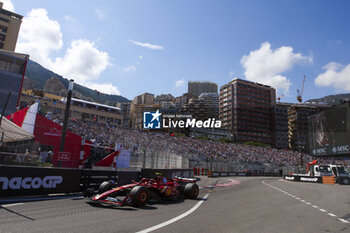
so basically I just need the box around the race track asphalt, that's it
[0,177,349,233]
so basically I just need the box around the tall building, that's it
[288,104,328,152]
[132,93,155,105]
[182,93,219,121]
[219,78,276,145]
[174,93,196,110]
[0,2,22,51]
[155,94,175,104]
[274,103,292,149]
[188,81,218,98]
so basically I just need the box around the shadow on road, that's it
[0,206,35,221]
[86,201,157,211]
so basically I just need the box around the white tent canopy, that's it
[0,115,34,142]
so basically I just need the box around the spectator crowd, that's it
[62,119,322,169]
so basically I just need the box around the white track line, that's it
[1,203,24,208]
[262,180,349,225]
[136,193,210,233]
[338,218,350,224]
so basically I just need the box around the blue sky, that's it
[7,0,350,102]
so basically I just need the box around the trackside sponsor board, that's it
[284,176,296,181]
[0,166,81,196]
[0,176,63,190]
[284,175,323,183]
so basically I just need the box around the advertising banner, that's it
[0,165,81,196]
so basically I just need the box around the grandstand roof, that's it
[0,115,34,142]
[61,98,121,111]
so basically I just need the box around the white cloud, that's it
[16,8,63,68]
[241,42,312,93]
[123,65,137,73]
[139,55,143,59]
[1,0,14,11]
[85,82,120,95]
[315,62,350,92]
[16,8,120,95]
[175,79,185,88]
[52,39,109,83]
[95,8,108,20]
[130,40,164,50]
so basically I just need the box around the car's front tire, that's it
[130,186,148,206]
[98,181,113,194]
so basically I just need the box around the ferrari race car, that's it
[84,175,199,207]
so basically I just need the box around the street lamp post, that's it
[59,79,74,164]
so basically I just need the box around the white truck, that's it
[329,165,350,183]
[308,164,333,177]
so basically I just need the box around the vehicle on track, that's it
[84,174,199,207]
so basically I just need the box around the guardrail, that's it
[208,171,281,177]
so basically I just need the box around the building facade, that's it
[188,81,218,98]
[274,103,292,149]
[133,93,155,105]
[20,94,123,126]
[155,94,175,104]
[174,93,196,110]
[288,104,328,152]
[182,92,219,121]
[129,103,161,129]
[0,2,22,51]
[219,78,276,145]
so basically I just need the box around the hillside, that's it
[306,93,350,105]
[25,60,130,104]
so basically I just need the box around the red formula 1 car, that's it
[84,175,199,207]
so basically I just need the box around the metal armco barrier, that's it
[0,166,195,197]
[209,171,280,177]
[0,165,81,196]
[141,168,194,179]
[284,175,323,183]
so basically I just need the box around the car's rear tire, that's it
[184,183,199,199]
[98,181,112,194]
[130,186,148,206]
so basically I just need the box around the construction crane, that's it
[277,94,284,103]
[297,75,306,103]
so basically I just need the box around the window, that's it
[0,17,9,22]
[0,25,7,33]
[0,33,5,41]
